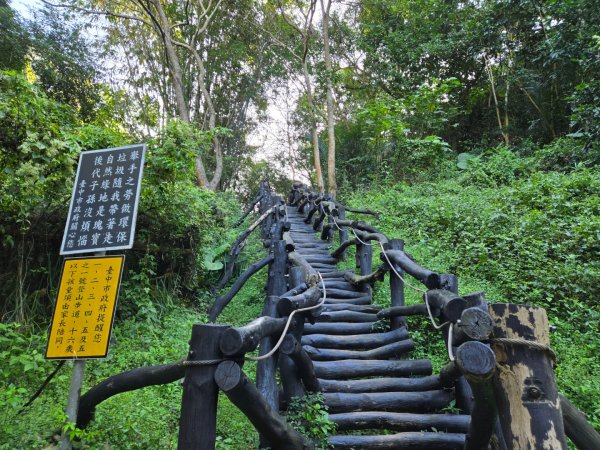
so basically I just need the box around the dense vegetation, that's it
[0,0,598,448]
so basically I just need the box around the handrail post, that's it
[387,239,405,330]
[178,324,229,450]
[490,304,568,449]
[280,266,307,406]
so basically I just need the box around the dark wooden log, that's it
[332,219,382,235]
[337,205,349,259]
[305,203,319,223]
[334,203,380,217]
[385,239,406,330]
[357,243,372,277]
[454,307,493,343]
[279,267,308,406]
[303,256,338,265]
[77,360,185,428]
[209,254,273,321]
[277,287,322,316]
[279,282,308,299]
[312,209,327,231]
[220,316,287,356]
[268,240,287,296]
[322,287,368,299]
[432,276,474,417]
[282,231,295,252]
[426,289,467,322]
[324,296,372,305]
[234,193,263,227]
[344,265,388,287]
[383,250,440,289]
[314,359,432,380]
[304,339,414,361]
[178,324,228,450]
[288,251,319,286]
[319,271,349,279]
[318,280,355,290]
[280,335,320,393]
[455,341,497,450]
[316,310,378,323]
[301,327,408,350]
[324,390,454,414]
[319,375,440,393]
[322,303,380,313]
[377,304,428,319]
[320,222,334,241]
[256,296,280,435]
[490,304,568,449]
[328,432,465,450]
[214,361,311,450]
[329,411,470,433]
[560,394,600,450]
[303,322,376,335]
[439,361,461,389]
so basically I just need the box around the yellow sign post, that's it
[46,255,124,359]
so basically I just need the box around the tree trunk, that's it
[302,60,325,192]
[151,0,189,123]
[320,0,336,198]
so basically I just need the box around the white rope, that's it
[330,215,451,333]
[246,271,327,361]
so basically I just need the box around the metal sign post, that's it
[51,144,145,449]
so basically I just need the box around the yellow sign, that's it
[45,256,125,359]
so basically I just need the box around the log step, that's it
[319,375,441,393]
[316,311,378,323]
[328,432,465,450]
[324,296,372,305]
[303,322,376,335]
[313,359,432,379]
[329,411,470,432]
[322,303,380,313]
[304,338,414,361]
[324,390,454,414]
[301,327,409,350]
[323,289,369,299]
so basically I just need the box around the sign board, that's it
[45,256,125,359]
[60,144,146,255]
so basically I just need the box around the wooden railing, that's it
[72,179,600,450]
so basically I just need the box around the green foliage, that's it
[286,394,336,449]
[342,138,600,426]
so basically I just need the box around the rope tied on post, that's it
[490,337,557,364]
[185,271,328,365]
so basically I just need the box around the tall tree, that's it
[320,0,336,197]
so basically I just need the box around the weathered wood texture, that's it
[78,360,185,428]
[382,250,440,289]
[214,361,312,450]
[328,432,465,449]
[329,411,469,433]
[209,254,273,321]
[319,376,441,393]
[313,359,432,379]
[456,341,497,450]
[324,390,454,414]
[560,394,600,450]
[280,335,320,392]
[256,296,280,427]
[489,304,568,450]
[304,339,414,361]
[178,324,228,450]
[301,327,408,349]
[220,316,287,356]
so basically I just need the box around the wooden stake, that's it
[489,304,568,450]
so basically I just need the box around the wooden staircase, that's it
[287,207,470,450]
